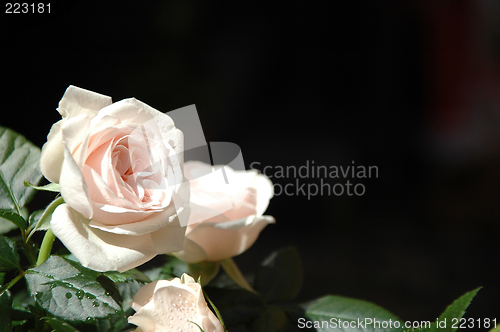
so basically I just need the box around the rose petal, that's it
[129,281,158,312]
[129,286,198,332]
[40,85,112,183]
[83,166,162,219]
[88,204,178,235]
[40,121,65,184]
[97,98,184,163]
[184,161,273,223]
[252,172,274,216]
[150,214,187,253]
[58,85,113,119]
[60,145,93,219]
[188,202,231,225]
[173,238,208,263]
[179,215,275,263]
[51,204,159,272]
[128,274,223,332]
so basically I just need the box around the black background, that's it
[3,0,500,327]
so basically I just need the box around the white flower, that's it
[129,274,224,332]
[175,161,274,263]
[41,85,189,272]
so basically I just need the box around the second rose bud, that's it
[175,161,275,263]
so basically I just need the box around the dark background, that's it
[3,0,500,327]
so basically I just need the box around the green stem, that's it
[0,270,25,296]
[36,229,55,266]
[203,289,228,332]
[220,258,256,293]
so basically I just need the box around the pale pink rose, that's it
[128,274,224,332]
[41,85,189,272]
[175,161,274,263]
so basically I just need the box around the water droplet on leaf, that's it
[76,290,84,300]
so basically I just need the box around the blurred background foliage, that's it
[3,0,500,322]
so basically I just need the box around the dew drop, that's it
[76,290,84,300]
[65,292,73,299]
[105,290,113,296]
[92,301,100,308]
[86,293,96,300]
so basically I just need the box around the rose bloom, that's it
[41,85,189,272]
[128,274,223,332]
[174,161,274,263]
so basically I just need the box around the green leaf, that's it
[490,325,500,332]
[28,209,44,231]
[27,196,65,241]
[145,256,189,281]
[43,317,81,332]
[24,181,60,192]
[0,126,42,214]
[0,234,21,272]
[0,290,12,332]
[303,295,403,332]
[255,246,303,302]
[249,305,288,332]
[0,211,26,232]
[204,286,265,327]
[414,287,481,332]
[103,268,151,284]
[433,287,480,332]
[103,269,150,312]
[110,279,141,311]
[95,307,135,332]
[0,218,17,234]
[188,261,220,286]
[25,256,123,322]
[11,306,34,323]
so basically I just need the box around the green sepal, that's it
[188,261,220,286]
[27,196,65,241]
[24,181,60,192]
